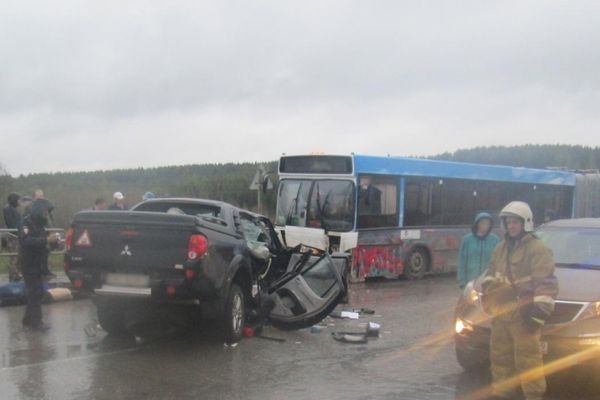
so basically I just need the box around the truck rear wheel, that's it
[96,299,127,335]
[222,284,245,343]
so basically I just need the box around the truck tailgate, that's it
[68,211,198,276]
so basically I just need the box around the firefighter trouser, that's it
[490,317,546,400]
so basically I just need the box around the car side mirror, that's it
[250,245,271,261]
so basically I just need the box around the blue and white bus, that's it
[275,154,577,281]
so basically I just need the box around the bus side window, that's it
[404,180,442,226]
[358,175,398,229]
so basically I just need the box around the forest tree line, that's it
[1,145,599,229]
[0,162,278,228]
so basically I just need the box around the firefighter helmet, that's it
[499,201,534,232]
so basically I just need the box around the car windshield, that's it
[537,227,600,269]
[275,179,355,232]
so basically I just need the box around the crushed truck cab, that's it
[64,198,348,342]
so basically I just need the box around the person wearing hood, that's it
[3,193,23,281]
[19,198,59,332]
[457,212,500,288]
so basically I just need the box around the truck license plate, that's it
[105,273,150,287]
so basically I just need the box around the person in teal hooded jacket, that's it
[457,212,500,288]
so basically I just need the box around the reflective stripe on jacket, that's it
[482,233,558,320]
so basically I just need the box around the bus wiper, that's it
[315,183,330,232]
[286,183,303,225]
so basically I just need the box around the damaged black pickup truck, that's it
[64,198,348,342]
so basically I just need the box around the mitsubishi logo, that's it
[120,244,132,257]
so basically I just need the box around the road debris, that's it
[329,310,360,320]
[331,321,382,344]
[310,325,324,334]
[366,322,381,337]
[331,332,368,344]
[255,335,286,343]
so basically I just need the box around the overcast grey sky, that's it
[1,1,599,175]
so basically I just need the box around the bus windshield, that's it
[276,180,355,232]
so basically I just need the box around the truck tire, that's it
[96,300,127,335]
[222,283,245,343]
[404,248,429,280]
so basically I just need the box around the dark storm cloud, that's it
[0,1,599,175]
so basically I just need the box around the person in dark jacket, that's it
[3,192,22,229]
[24,195,57,280]
[92,198,108,211]
[3,193,23,281]
[19,199,59,332]
[457,212,500,288]
[22,189,44,219]
[109,192,128,211]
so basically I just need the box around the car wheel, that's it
[223,283,245,343]
[456,345,489,372]
[404,248,429,280]
[96,300,127,335]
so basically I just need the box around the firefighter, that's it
[481,201,558,400]
[19,199,59,332]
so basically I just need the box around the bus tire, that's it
[404,248,429,280]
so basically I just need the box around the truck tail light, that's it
[187,234,209,260]
[185,269,197,279]
[166,286,176,297]
[65,228,74,251]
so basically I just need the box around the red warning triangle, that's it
[75,229,92,247]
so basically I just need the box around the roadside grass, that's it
[0,253,64,275]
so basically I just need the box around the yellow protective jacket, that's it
[481,233,559,321]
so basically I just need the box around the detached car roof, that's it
[133,197,268,219]
[541,218,600,229]
[136,197,229,208]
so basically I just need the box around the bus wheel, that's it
[404,248,429,280]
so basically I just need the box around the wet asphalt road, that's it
[1,275,599,400]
